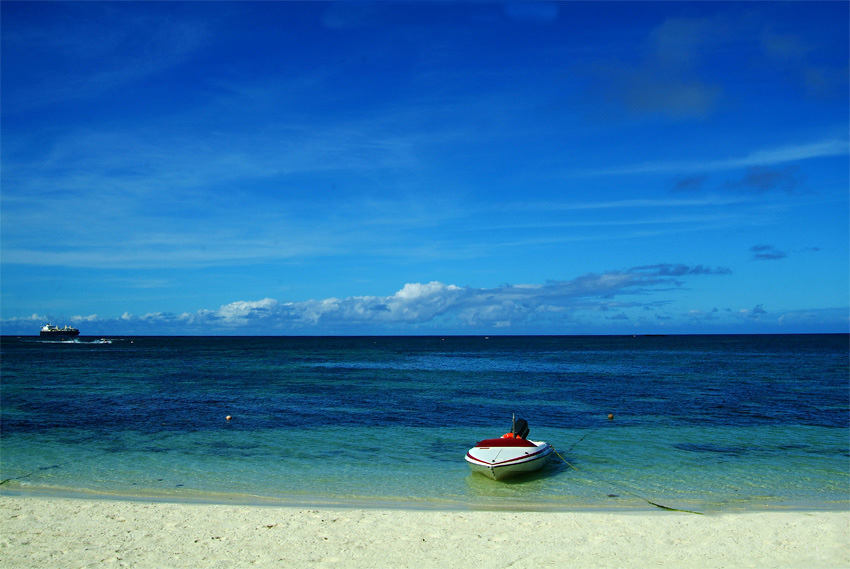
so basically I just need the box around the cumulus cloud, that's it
[71,314,99,323]
[99,264,729,332]
[0,265,748,334]
[739,304,768,320]
[1,313,47,323]
[217,298,281,322]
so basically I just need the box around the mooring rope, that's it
[565,425,605,452]
[0,464,63,486]
[553,448,703,515]
[0,451,112,486]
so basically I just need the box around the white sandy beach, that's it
[1,496,847,568]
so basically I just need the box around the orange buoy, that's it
[608,413,614,420]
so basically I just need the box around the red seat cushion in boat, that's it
[474,437,537,448]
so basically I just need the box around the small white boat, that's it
[465,416,554,480]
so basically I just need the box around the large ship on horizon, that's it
[40,323,80,338]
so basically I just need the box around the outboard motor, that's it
[512,417,530,439]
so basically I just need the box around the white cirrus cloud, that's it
[583,138,849,177]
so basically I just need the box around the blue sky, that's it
[2,1,848,336]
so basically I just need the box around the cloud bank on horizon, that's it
[6,264,845,336]
[1,1,848,336]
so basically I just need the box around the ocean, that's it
[1,334,847,512]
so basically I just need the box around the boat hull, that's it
[465,438,554,480]
[40,323,80,338]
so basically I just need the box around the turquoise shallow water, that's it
[1,335,847,511]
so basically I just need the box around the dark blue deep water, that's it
[1,334,847,511]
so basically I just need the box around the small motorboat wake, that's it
[465,416,554,480]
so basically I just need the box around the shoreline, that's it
[3,486,848,514]
[2,495,848,568]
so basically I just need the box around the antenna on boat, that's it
[511,413,515,433]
